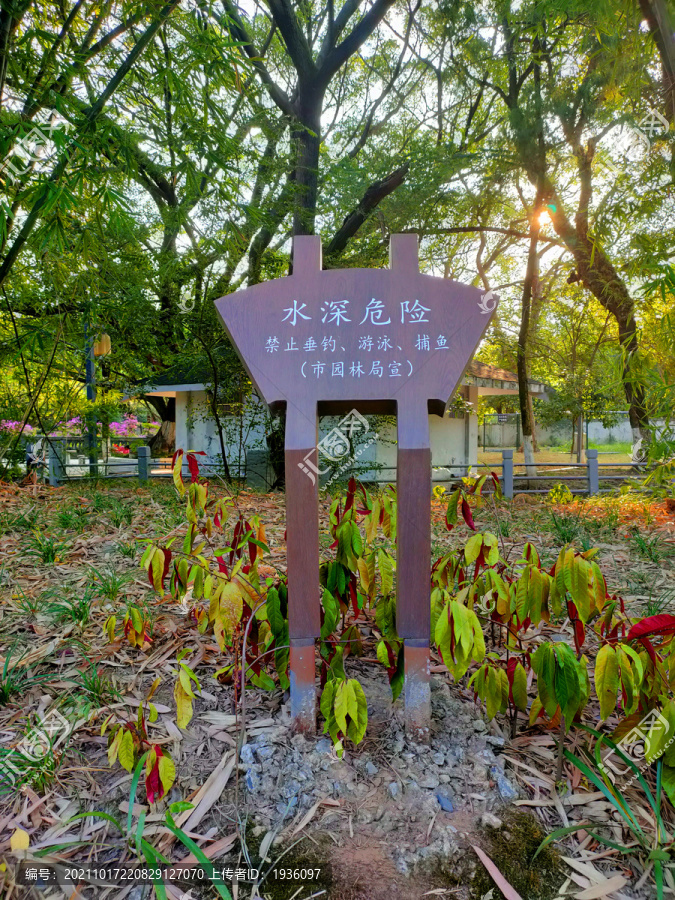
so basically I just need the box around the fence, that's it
[40,439,649,496]
[482,449,647,497]
[427,449,649,497]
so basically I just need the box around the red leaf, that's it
[460,498,476,531]
[626,614,675,643]
[574,619,586,651]
[216,555,229,575]
[145,746,164,804]
[162,548,172,585]
[186,452,200,483]
[639,635,658,668]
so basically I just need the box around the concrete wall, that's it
[175,390,269,476]
[478,414,665,449]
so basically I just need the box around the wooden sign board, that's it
[215,235,497,738]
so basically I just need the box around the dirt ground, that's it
[0,478,674,899]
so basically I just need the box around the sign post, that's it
[215,234,497,738]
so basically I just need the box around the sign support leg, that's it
[284,403,321,733]
[397,407,431,741]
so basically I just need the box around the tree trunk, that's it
[546,197,650,442]
[291,90,324,237]
[517,198,543,478]
[639,0,675,122]
[146,396,176,455]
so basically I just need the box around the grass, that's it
[45,587,95,626]
[56,506,90,531]
[72,663,119,706]
[0,644,53,705]
[9,507,40,531]
[27,529,69,564]
[10,587,43,617]
[629,526,672,564]
[642,589,675,617]
[1,733,66,794]
[107,498,133,528]
[89,565,133,602]
[115,539,137,559]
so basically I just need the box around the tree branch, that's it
[319,0,397,88]
[218,0,295,118]
[324,162,409,262]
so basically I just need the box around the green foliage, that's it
[71,663,120,706]
[538,730,674,900]
[0,644,52,706]
[45,587,95,626]
[629,526,672,564]
[10,587,43,618]
[57,507,90,532]
[547,484,573,505]
[27,529,69,564]
[89,566,133,603]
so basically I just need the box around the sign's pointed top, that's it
[390,233,418,272]
[292,235,322,273]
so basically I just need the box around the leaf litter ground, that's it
[0,479,673,899]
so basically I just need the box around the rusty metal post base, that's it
[290,638,317,734]
[404,639,430,741]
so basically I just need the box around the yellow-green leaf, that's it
[512,662,528,712]
[118,729,135,772]
[158,755,176,794]
[595,644,619,721]
[174,680,193,729]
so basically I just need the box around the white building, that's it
[143,361,548,487]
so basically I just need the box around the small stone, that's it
[240,743,255,765]
[481,812,503,829]
[315,737,332,754]
[432,752,445,766]
[473,719,487,733]
[435,789,454,812]
[419,774,440,789]
[365,761,379,776]
[439,773,451,784]
[388,782,400,799]
[245,772,257,792]
[491,767,519,801]
[395,857,409,875]
[486,735,506,749]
